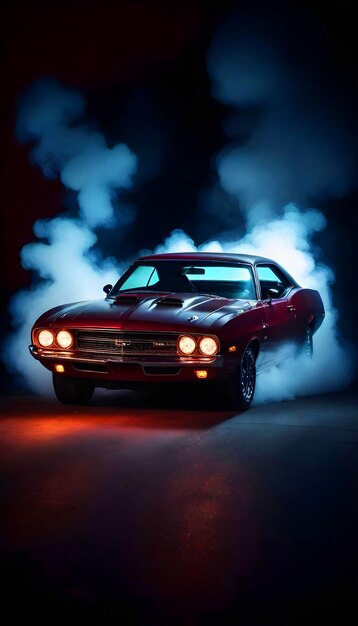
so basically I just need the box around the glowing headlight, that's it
[178,335,196,355]
[38,329,54,347]
[56,330,73,349]
[199,336,218,356]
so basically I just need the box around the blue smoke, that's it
[17,78,137,228]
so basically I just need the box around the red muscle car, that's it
[29,253,325,410]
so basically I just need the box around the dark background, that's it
[1,0,358,385]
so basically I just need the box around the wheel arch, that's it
[246,337,260,362]
[307,315,316,333]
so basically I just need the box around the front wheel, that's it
[218,347,256,411]
[236,347,256,410]
[52,373,95,405]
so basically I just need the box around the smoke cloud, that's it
[17,78,137,228]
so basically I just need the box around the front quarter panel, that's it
[216,302,268,362]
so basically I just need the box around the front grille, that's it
[76,331,178,356]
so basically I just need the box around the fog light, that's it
[195,370,208,379]
[55,364,65,373]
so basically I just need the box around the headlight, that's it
[38,329,54,347]
[199,336,218,356]
[56,330,73,349]
[178,335,196,355]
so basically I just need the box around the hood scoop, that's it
[112,294,141,305]
[156,296,183,307]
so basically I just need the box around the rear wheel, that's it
[303,326,313,359]
[52,373,95,405]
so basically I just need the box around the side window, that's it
[120,266,158,291]
[257,265,291,299]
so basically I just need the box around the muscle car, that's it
[29,253,325,410]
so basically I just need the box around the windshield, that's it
[110,260,257,299]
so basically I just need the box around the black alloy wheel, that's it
[218,346,256,411]
[240,348,256,406]
[235,347,256,410]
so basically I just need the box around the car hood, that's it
[37,292,257,333]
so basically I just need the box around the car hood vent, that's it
[156,296,184,306]
[112,295,141,304]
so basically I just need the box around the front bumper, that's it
[29,345,227,384]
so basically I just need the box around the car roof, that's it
[138,252,275,265]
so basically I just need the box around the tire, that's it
[52,373,95,405]
[236,347,256,410]
[303,326,313,359]
[219,347,256,411]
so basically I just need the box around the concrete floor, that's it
[0,389,357,625]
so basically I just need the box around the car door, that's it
[256,264,298,362]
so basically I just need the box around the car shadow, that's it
[87,388,238,430]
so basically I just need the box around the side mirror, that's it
[266,288,279,303]
[103,284,113,295]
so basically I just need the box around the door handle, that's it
[286,305,296,312]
